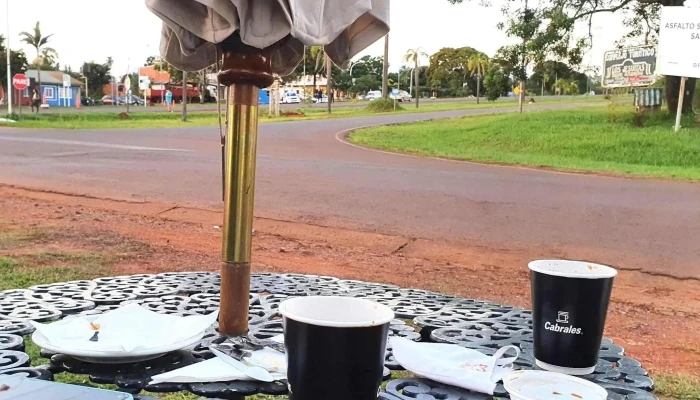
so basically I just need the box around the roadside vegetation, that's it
[0,96,600,129]
[350,108,700,181]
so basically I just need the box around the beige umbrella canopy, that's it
[146,0,390,73]
[145,0,390,337]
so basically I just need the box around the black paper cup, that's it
[279,296,394,400]
[529,260,617,375]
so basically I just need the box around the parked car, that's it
[313,95,328,103]
[122,95,145,105]
[281,92,300,104]
[81,96,96,106]
[390,90,412,102]
[101,95,118,105]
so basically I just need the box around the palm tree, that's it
[553,79,570,96]
[310,46,326,99]
[403,48,427,108]
[19,22,55,98]
[569,81,579,96]
[541,73,550,97]
[467,54,489,104]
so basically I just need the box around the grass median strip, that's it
[349,108,700,181]
[1,97,600,129]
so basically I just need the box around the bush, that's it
[483,68,508,101]
[365,99,403,113]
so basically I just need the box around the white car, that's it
[390,90,412,102]
[281,93,301,104]
[313,95,328,103]
[366,90,382,101]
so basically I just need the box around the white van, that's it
[366,90,382,101]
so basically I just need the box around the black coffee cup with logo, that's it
[279,296,394,400]
[529,260,617,375]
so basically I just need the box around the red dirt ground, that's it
[0,185,698,378]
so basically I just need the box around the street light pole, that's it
[6,0,12,115]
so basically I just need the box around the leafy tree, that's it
[447,0,691,113]
[0,35,28,89]
[80,58,113,97]
[352,75,380,94]
[403,48,428,107]
[331,68,353,95]
[483,67,509,101]
[19,22,55,93]
[530,61,587,95]
[39,48,60,71]
[427,47,486,97]
[349,55,384,77]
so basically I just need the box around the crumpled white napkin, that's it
[390,337,520,395]
[31,303,219,353]
[150,348,287,384]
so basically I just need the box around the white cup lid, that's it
[504,370,608,400]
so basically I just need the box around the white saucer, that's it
[32,330,205,364]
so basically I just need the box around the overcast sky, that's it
[2,0,629,76]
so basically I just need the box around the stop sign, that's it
[12,74,29,91]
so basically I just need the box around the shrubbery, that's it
[365,99,403,113]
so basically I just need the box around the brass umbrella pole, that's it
[217,34,274,336]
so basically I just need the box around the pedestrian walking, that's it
[31,89,41,113]
[165,90,173,112]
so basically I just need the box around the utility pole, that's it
[302,46,306,100]
[182,71,188,121]
[326,55,333,114]
[382,34,389,100]
[5,0,12,115]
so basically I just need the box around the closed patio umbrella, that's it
[146,0,390,336]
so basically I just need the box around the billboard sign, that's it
[657,6,700,78]
[602,46,657,88]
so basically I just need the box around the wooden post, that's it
[217,34,274,336]
[674,76,687,133]
[382,34,389,100]
[518,81,524,114]
[182,72,188,122]
[326,55,333,114]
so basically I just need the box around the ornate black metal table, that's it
[0,272,656,400]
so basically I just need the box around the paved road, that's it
[1,102,699,278]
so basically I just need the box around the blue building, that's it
[258,88,270,105]
[22,70,82,107]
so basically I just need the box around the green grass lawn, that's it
[350,108,700,181]
[0,96,601,129]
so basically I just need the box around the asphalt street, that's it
[1,102,698,278]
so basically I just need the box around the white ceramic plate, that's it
[504,370,607,400]
[32,330,205,364]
